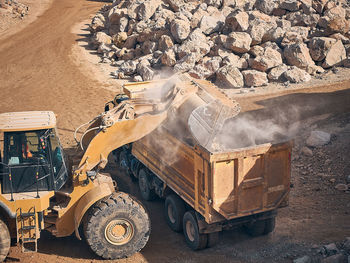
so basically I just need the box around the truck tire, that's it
[84,192,150,259]
[138,168,156,201]
[263,217,276,234]
[164,194,186,232]
[183,211,207,250]
[0,219,10,262]
[207,232,219,248]
[244,220,266,237]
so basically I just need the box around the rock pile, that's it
[89,0,350,88]
[0,0,28,18]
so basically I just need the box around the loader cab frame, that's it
[0,128,68,194]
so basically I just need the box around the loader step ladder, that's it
[17,207,38,253]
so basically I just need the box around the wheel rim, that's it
[104,219,134,245]
[186,220,195,242]
[167,203,176,224]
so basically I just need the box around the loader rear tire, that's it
[84,192,150,260]
[0,219,10,262]
[138,168,156,201]
[183,211,207,250]
[164,194,186,232]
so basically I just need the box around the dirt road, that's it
[1,0,350,262]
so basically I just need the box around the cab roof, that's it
[0,111,56,132]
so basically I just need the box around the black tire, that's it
[164,194,186,232]
[0,219,10,262]
[138,168,156,201]
[263,217,276,234]
[244,220,266,237]
[84,192,151,259]
[183,211,207,250]
[207,232,219,248]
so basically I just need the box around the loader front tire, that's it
[84,192,150,259]
[0,219,10,262]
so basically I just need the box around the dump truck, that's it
[114,77,292,250]
[0,75,240,261]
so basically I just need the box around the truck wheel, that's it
[138,168,156,201]
[263,217,276,234]
[183,211,207,250]
[0,219,10,262]
[84,192,150,259]
[244,220,266,237]
[207,232,219,248]
[164,194,186,232]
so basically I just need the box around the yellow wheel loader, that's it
[0,75,240,260]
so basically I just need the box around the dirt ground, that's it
[0,0,350,262]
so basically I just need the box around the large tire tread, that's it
[0,219,10,262]
[84,192,150,260]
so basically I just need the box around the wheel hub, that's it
[104,219,134,245]
[186,221,195,242]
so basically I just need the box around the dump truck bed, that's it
[132,128,292,225]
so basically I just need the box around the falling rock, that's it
[242,70,268,87]
[268,64,289,81]
[309,37,337,61]
[283,66,311,83]
[293,255,311,263]
[322,40,346,68]
[250,47,283,72]
[225,11,249,31]
[284,43,314,69]
[225,32,252,53]
[335,184,348,191]
[161,49,176,66]
[306,130,331,147]
[138,64,155,81]
[301,146,313,156]
[138,0,162,21]
[216,65,244,89]
[199,14,225,35]
[170,18,191,43]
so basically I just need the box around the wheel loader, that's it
[0,74,239,261]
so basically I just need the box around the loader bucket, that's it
[188,100,239,151]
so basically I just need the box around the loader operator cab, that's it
[0,112,68,195]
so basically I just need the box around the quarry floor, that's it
[0,0,350,262]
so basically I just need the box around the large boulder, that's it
[283,43,314,69]
[225,11,249,31]
[225,32,252,53]
[216,65,244,88]
[309,37,337,61]
[91,32,112,48]
[322,40,346,68]
[90,14,105,33]
[268,64,289,81]
[283,66,311,83]
[242,70,268,86]
[199,14,225,35]
[138,0,162,21]
[170,18,191,43]
[161,49,176,66]
[250,47,283,72]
